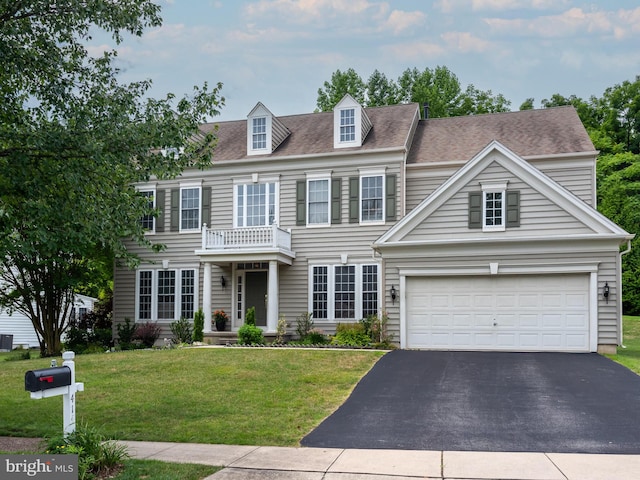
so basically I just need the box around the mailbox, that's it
[25,366,72,392]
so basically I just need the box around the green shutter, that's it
[155,189,165,232]
[201,186,211,227]
[506,190,520,227]
[331,178,342,224]
[468,191,482,229]
[385,174,397,222]
[349,176,359,223]
[170,188,179,232]
[296,180,306,226]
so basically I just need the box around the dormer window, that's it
[247,102,291,156]
[252,117,267,150]
[333,94,372,149]
[340,108,356,142]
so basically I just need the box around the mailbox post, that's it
[25,351,84,437]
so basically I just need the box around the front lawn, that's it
[0,348,383,445]
[606,315,640,374]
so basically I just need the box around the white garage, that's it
[405,274,591,352]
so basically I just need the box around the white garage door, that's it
[406,274,590,352]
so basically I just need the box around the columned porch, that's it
[195,224,295,333]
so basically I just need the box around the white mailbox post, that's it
[25,351,85,437]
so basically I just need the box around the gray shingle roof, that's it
[201,102,420,162]
[407,106,595,164]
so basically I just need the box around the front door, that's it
[245,271,267,327]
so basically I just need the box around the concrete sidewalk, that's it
[120,440,640,479]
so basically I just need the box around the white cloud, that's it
[485,7,640,39]
[380,40,445,61]
[383,10,427,35]
[441,31,492,53]
[242,0,425,35]
[244,0,381,22]
[436,0,569,13]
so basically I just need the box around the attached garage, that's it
[405,274,591,352]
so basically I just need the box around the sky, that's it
[92,0,640,122]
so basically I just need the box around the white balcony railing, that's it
[201,224,292,251]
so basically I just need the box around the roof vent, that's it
[423,103,430,119]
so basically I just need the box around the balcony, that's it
[196,224,295,265]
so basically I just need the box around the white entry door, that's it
[406,274,590,352]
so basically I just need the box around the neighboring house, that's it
[0,294,96,349]
[113,96,633,353]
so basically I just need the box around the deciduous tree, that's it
[0,1,224,356]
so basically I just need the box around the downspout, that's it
[619,239,632,347]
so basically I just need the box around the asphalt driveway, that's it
[301,350,640,453]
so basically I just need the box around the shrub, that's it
[304,328,328,345]
[46,424,129,480]
[65,327,89,354]
[193,309,204,341]
[331,323,371,347]
[295,312,314,339]
[238,324,264,345]
[133,321,161,348]
[116,318,137,350]
[4,346,31,361]
[274,315,288,344]
[245,306,256,326]
[369,312,396,349]
[170,317,193,344]
[238,307,264,344]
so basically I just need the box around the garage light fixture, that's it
[390,285,397,304]
[603,282,610,303]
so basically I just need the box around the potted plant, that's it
[214,309,228,332]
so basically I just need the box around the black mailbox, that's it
[25,366,72,392]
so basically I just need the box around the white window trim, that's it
[308,263,381,321]
[233,177,280,228]
[247,115,272,155]
[359,167,386,225]
[179,181,202,233]
[334,106,362,148]
[135,267,200,322]
[137,185,156,234]
[481,182,507,232]
[306,171,332,227]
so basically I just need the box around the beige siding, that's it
[114,152,405,338]
[403,161,595,243]
[531,159,595,206]
[406,158,596,213]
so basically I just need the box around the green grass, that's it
[112,459,220,480]
[606,315,640,374]
[0,348,383,445]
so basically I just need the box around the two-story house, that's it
[113,95,632,353]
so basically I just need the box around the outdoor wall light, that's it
[390,285,397,304]
[603,282,610,303]
[220,276,226,289]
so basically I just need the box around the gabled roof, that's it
[247,102,291,152]
[375,141,631,248]
[407,106,597,164]
[200,102,419,162]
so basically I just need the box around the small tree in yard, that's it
[0,1,224,356]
